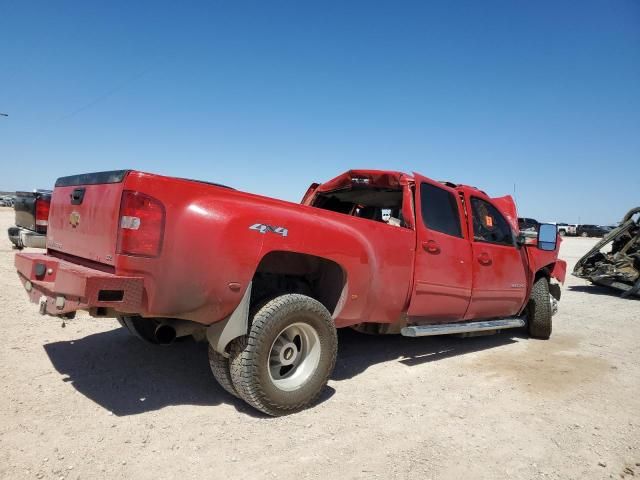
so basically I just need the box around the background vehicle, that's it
[518,217,539,233]
[556,223,577,236]
[576,224,609,237]
[0,195,15,207]
[8,190,52,249]
[14,169,565,416]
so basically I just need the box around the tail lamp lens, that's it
[35,199,50,233]
[117,191,165,257]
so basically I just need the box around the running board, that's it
[401,318,526,337]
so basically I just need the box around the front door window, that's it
[470,197,514,246]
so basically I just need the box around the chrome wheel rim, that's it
[268,322,321,391]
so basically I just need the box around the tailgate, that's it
[14,192,37,231]
[46,170,129,266]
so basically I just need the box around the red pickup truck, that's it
[15,169,566,416]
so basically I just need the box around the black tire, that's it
[527,277,552,339]
[581,232,588,237]
[208,345,240,398]
[229,294,338,416]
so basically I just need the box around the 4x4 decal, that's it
[249,223,288,237]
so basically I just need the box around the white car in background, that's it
[556,223,577,236]
[0,196,15,207]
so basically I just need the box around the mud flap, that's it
[206,282,252,356]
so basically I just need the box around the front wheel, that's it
[581,232,589,237]
[527,277,552,339]
[229,294,337,416]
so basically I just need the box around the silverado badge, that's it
[69,211,81,228]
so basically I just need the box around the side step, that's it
[401,318,526,337]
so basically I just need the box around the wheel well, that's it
[252,251,346,316]
[535,268,550,282]
[534,265,562,300]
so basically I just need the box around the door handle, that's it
[478,252,492,266]
[70,188,86,205]
[422,240,441,254]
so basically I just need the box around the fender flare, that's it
[206,282,252,356]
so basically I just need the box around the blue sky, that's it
[1,1,638,224]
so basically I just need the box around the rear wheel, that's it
[527,277,552,339]
[229,294,337,416]
[581,232,589,237]
[208,346,239,398]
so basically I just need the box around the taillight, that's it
[117,191,165,257]
[35,199,50,233]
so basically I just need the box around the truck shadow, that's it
[43,329,268,418]
[43,326,522,417]
[333,328,522,381]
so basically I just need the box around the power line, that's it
[58,65,154,121]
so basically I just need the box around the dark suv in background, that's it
[518,217,540,232]
[576,224,609,238]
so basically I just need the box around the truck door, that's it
[407,176,472,321]
[465,196,528,320]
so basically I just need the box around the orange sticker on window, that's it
[485,215,493,227]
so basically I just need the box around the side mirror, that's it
[537,223,557,251]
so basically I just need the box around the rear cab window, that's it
[310,175,408,228]
[470,197,515,246]
[419,182,462,237]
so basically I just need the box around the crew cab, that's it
[14,169,566,416]
[8,190,52,249]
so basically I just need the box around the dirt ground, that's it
[0,206,638,480]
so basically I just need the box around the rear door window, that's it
[420,183,462,238]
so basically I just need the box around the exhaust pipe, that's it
[153,320,203,345]
[154,323,177,345]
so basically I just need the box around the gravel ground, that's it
[0,206,638,480]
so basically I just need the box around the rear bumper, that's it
[8,226,46,249]
[15,253,144,316]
